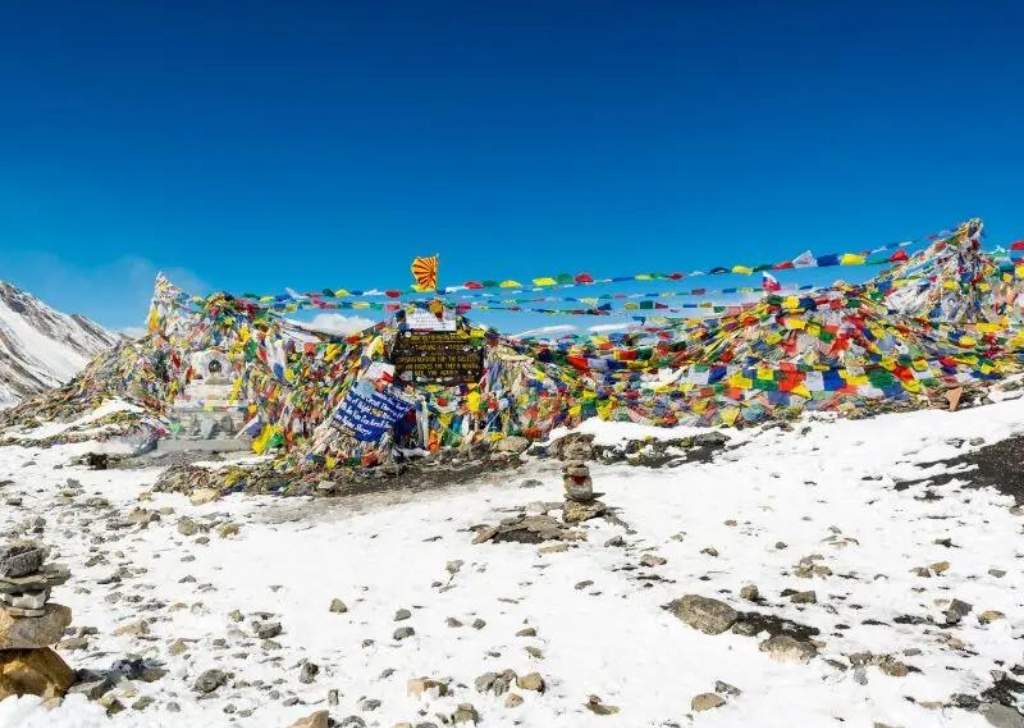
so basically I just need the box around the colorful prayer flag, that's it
[411,255,439,292]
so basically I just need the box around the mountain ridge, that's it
[0,280,121,407]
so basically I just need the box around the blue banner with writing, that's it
[332,381,414,442]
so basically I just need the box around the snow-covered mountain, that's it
[0,281,121,407]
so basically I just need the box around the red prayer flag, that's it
[889,249,909,262]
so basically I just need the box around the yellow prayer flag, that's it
[720,407,740,426]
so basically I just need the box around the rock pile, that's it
[0,541,75,700]
[561,461,606,523]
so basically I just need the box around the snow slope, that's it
[1,398,1023,726]
[0,281,120,407]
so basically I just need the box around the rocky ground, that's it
[0,397,1023,728]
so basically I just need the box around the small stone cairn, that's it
[561,461,606,523]
[0,541,75,700]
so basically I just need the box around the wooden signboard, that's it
[391,330,484,385]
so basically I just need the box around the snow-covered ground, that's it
[1,399,1023,727]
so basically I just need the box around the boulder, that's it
[667,595,738,635]
[0,648,75,699]
[0,604,72,650]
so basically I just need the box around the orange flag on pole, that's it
[411,255,439,292]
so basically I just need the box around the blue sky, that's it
[2,1,1023,334]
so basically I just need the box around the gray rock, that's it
[0,588,49,611]
[640,553,667,567]
[193,669,229,694]
[177,517,198,537]
[394,626,415,641]
[693,432,729,447]
[58,636,89,651]
[394,608,411,621]
[299,661,319,684]
[790,590,817,604]
[474,672,497,693]
[253,621,282,639]
[981,703,1024,728]
[329,598,348,613]
[0,543,44,578]
[944,598,973,625]
[491,672,513,696]
[759,634,817,664]
[452,703,480,724]
[667,595,738,635]
[714,680,741,696]
[132,696,155,711]
[494,436,530,454]
[67,675,116,700]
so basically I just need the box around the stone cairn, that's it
[561,461,606,523]
[0,541,75,700]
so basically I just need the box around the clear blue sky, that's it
[2,1,1023,333]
